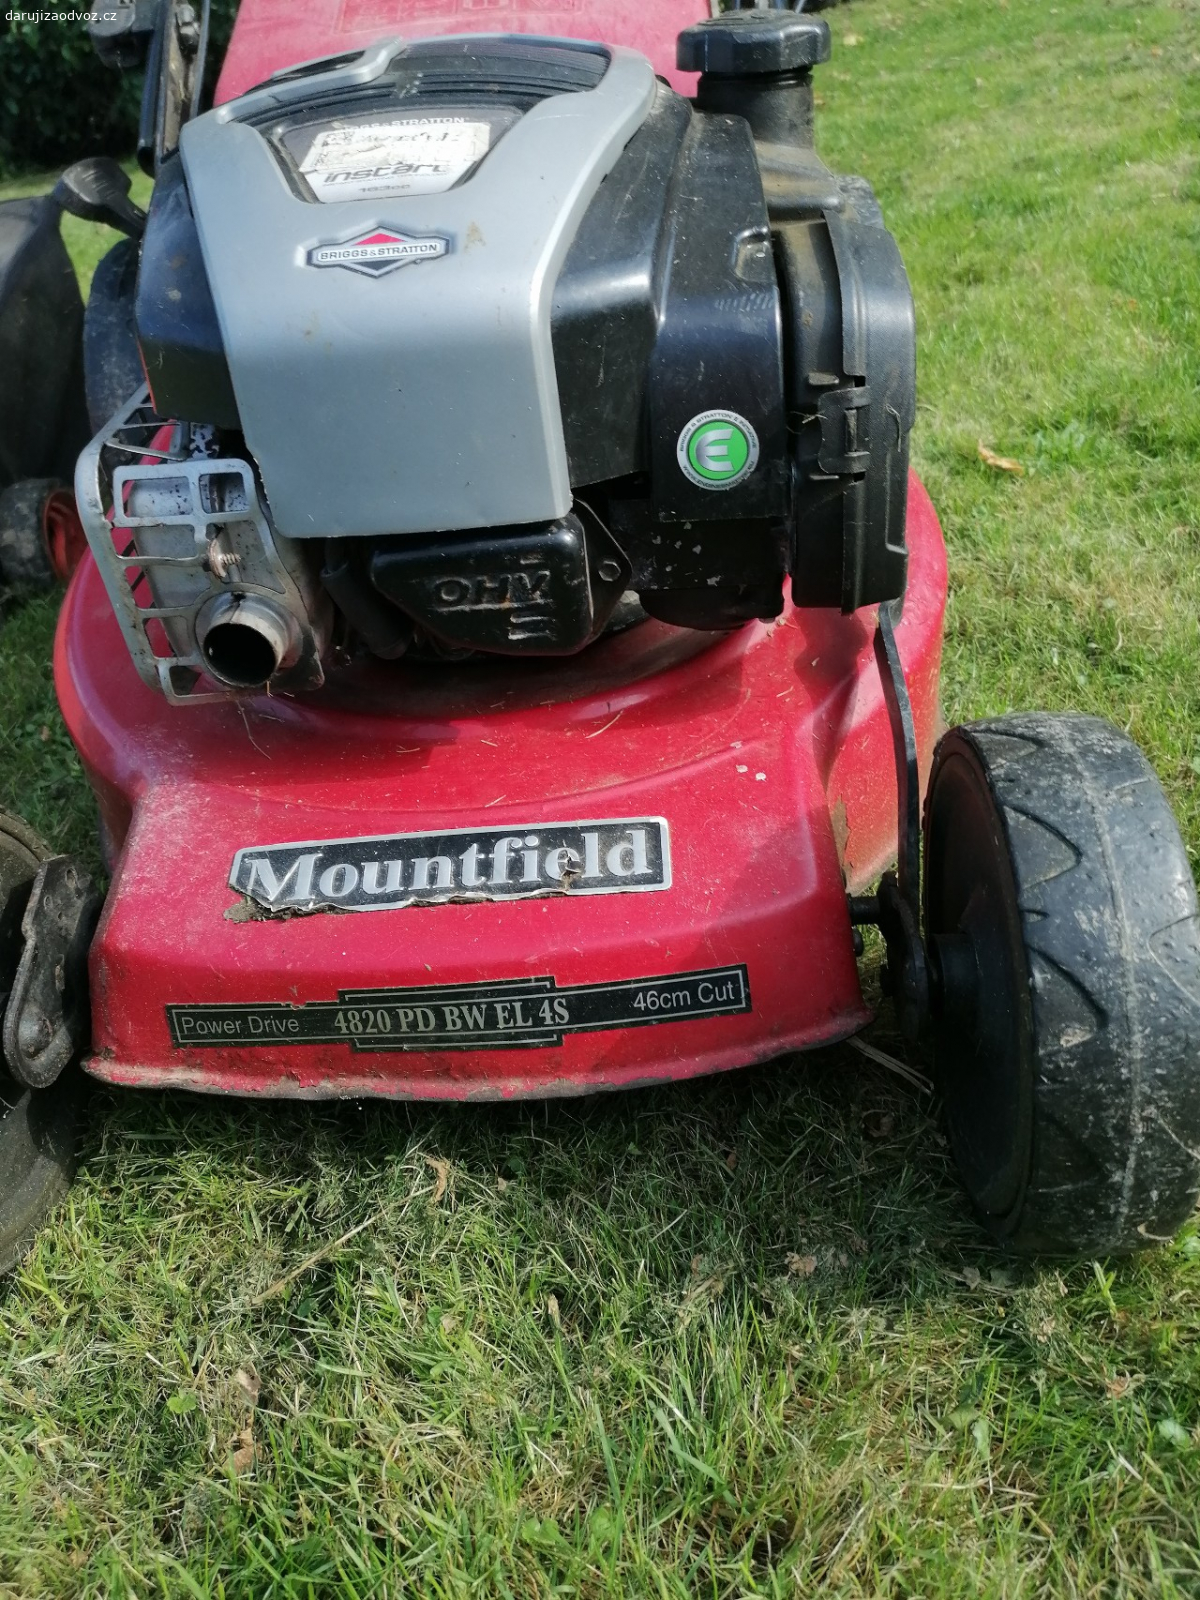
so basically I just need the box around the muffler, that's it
[196,591,301,689]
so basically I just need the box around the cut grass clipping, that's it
[3,0,1200,1594]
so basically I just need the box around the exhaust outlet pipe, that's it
[195,592,300,689]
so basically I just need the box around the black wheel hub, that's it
[924,744,1033,1224]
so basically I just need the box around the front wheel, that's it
[0,811,82,1273]
[924,713,1200,1255]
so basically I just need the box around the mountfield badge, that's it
[230,818,671,914]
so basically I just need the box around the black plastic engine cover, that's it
[551,94,790,523]
[135,154,239,429]
[646,113,789,526]
[551,87,689,488]
[369,514,631,656]
[548,88,793,629]
[776,177,915,612]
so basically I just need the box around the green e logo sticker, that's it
[677,410,760,490]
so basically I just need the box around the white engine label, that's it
[299,117,494,202]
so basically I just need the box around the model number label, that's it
[166,966,750,1053]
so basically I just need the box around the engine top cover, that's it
[178,36,657,540]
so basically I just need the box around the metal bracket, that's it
[874,599,920,913]
[2,858,101,1090]
[848,600,931,1044]
[75,385,327,705]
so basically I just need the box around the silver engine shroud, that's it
[180,37,655,540]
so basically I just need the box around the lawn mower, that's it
[2,0,1199,1270]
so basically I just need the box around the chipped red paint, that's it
[213,0,704,104]
[55,474,945,1100]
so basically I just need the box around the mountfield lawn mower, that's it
[1,0,1199,1270]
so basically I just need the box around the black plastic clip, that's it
[816,385,871,477]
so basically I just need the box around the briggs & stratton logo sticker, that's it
[166,965,751,1052]
[306,227,450,277]
[230,818,670,914]
[677,410,760,490]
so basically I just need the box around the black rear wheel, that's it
[0,478,61,593]
[0,811,82,1274]
[925,714,1200,1255]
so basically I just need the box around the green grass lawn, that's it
[2,2,1200,1593]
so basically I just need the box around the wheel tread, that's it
[932,713,1200,1254]
[0,479,58,594]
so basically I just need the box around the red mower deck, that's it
[57,479,944,1100]
[213,0,703,103]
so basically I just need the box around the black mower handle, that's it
[54,157,147,240]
